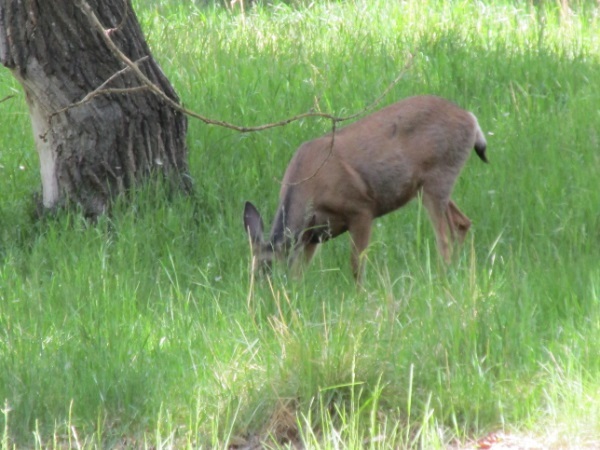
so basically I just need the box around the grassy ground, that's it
[1,0,599,448]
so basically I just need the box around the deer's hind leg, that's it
[446,200,471,244]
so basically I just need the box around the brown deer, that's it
[244,95,487,281]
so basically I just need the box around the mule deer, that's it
[244,95,487,281]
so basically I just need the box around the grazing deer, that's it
[244,95,487,281]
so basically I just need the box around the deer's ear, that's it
[244,201,264,244]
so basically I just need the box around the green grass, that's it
[1,0,600,447]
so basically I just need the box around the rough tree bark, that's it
[0,0,190,216]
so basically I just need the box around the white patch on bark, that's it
[17,57,69,209]
[29,101,59,208]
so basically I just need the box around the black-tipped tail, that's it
[475,141,488,163]
[472,119,488,163]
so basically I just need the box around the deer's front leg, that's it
[348,213,373,282]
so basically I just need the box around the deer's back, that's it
[281,96,478,220]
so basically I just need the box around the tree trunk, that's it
[0,0,190,216]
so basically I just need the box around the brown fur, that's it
[244,95,487,281]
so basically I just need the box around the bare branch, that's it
[51,56,150,117]
[72,0,415,134]
[0,95,15,104]
[104,0,130,37]
[281,119,338,187]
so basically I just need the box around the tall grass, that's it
[1,0,599,447]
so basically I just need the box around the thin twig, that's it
[74,0,415,134]
[281,120,337,187]
[104,0,130,37]
[281,56,415,186]
[51,56,150,117]
[71,0,416,188]
[0,95,15,104]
